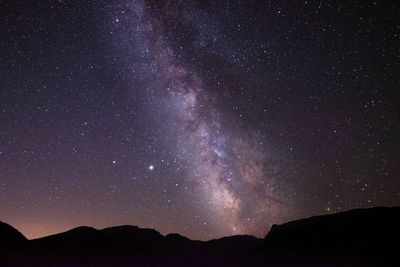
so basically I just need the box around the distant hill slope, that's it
[1,206,399,266]
[0,221,27,250]
[257,206,400,265]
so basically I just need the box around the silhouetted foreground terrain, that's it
[1,207,399,266]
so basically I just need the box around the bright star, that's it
[149,165,154,170]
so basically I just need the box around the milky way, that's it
[113,0,290,237]
[1,0,399,240]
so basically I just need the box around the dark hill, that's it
[101,225,164,248]
[1,206,399,266]
[0,221,27,250]
[256,206,400,266]
[29,225,166,264]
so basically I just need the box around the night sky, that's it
[1,1,399,241]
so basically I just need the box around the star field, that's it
[0,0,399,240]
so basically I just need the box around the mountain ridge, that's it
[1,206,399,266]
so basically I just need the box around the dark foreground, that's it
[1,207,399,266]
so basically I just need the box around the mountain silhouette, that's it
[0,221,28,250]
[256,206,400,266]
[1,206,399,266]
